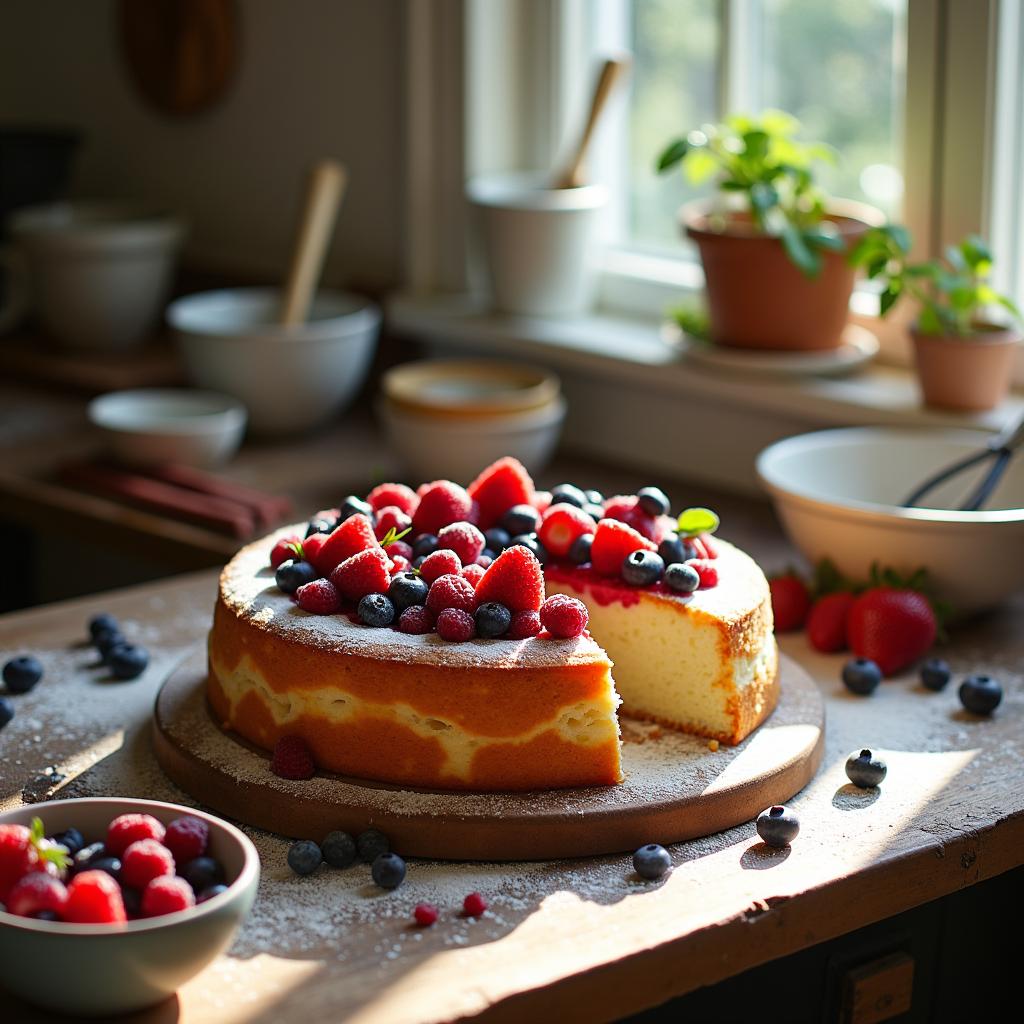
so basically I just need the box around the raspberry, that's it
[532,490,552,514]
[295,578,342,614]
[436,607,475,641]
[425,573,476,615]
[413,902,439,926]
[329,548,392,602]
[699,533,719,558]
[466,457,535,530]
[310,514,378,574]
[271,735,316,780]
[807,592,855,653]
[384,540,414,562]
[602,494,638,521]
[689,535,709,559]
[366,482,419,516]
[269,534,303,569]
[397,605,435,634]
[476,553,493,568]
[374,505,412,541]
[506,609,542,639]
[437,521,485,564]
[64,870,126,924]
[5,872,68,918]
[688,558,719,588]
[463,891,488,917]
[538,505,597,557]
[590,519,656,576]
[163,816,209,864]
[142,875,195,917]
[300,532,328,567]
[0,824,38,902]
[420,549,462,584]
[411,481,474,536]
[539,595,589,638]
[621,505,660,542]
[462,563,486,588]
[107,813,166,857]
[121,838,175,889]
[390,554,412,574]
[472,545,544,612]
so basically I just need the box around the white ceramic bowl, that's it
[378,394,567,482]
[168,287,380,436]
[0,797,259,1016]
[756,427,1024,615]
[88,388,247,468]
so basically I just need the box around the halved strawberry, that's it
[366,482,419,516]
[309,514,378,574]
[411,481,474,536]
[466,457,535,530]
[329,548,392,602]
[589,519,655,576]
[538,505,597,557]
[473,545,544,612]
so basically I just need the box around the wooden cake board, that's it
[153,647,825,861]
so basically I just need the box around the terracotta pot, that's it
[682,199,882,351]
[910,324,1020,411]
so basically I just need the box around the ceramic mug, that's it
[0,200,185,349]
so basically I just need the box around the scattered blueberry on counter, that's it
[0,696,14,730]
[287,840,323,876]
[371,851,406,890]
[841,658,882,696]
[920,658,951,691]
[632,843,672,880]
[321,830,357,869]
[88,613,120,640]
[356,828,391,863]
[756,805,800,848]
[845,749,887,788]
[107,644,149,680]
[958,674,1003,715]
[3,655,43,694]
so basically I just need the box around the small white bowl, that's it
[88,388,247,468]
[756,427,1024,615]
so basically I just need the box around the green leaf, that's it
[29,817,71,872]
[883,223,912,254]
[997,294,1022,319]
[656,138,690,173]
[683,147,719,185]
[945,245,966,272]
[803,227,845,253]
[677,507,720,537]
[380,525,412,548]
[917,305,944,334]
[286,539,304,560]
[759,108,800,136]
[781,223,821,277]
[742,129,770,160]
[749,181,778,212]
[960,234,992,268]
[879,284,901,315]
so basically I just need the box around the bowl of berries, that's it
[0,797,259,1015]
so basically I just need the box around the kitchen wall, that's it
[0,0,406,292]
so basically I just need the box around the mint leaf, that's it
[676,507,720,537]
[29,817,71,871]
[286,540,304,560]
[380,526,412,548]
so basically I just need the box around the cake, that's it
[207,459,778,791]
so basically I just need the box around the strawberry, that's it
[271,735,316,780]
[473,545,545,612]
[390,554,412,574]
[621,504,660,542]
[806,592,855,653]
[532,490,552,514]
[699,533,719,559]
[301,532,328,568]
[270,534,303,569]
[847,587,937,676]
[462,563,486,588]
[437,522,485,564]
[366,482,419,516]
[412,481,474,536]
[589,519,656,576]
[65,871,126,924]
[0,824,38,902]
[294,578,342,614]
[466,457,535,530]
[330,548,392,602]
[688,558,719,588]
[768,574,811,632]
[310,514,378,574]
[538,505,597,557]
[373,506,412,542]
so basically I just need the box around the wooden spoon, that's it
[553,57,630,190]
[279,159,347,326]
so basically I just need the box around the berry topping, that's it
[590,519,656,576]
[462,563,486,588]
[275,559,319,595]
[549,483,587,508]
[484,527,510,553]
[0,697,13,730]
[180,856,225,893]
[88,613,120,640]
[294,578,342,615]
[6,871,68,918]
[338,496,373,522]
[473,545,545,613]
[436,607,476,642]
[356,829,390,863]
[311,514,380,575]
[847,587,937,676]
[65,870,127,924]
[50,828,85,857]
[841,658,882,696]
[305,516,334,538]
[632,843,671,880]
[920,658,951,691]
[602,494,639,521]
[506,609,543,639]
[372,851,406,890]
[412,480,474,536]
[420,549,463,584]
[475,601,512,638]
[373,505,412,541]
[142,875,195,917]
[687,558,719,589]
[621,550,664,587]
[366,482,419,515]
[845,748,887,788]
[413,902,439,926]
[657,534,696,566]
[508,533,547,564]
[107,813,166,857]
[698,533,719,558]
[271,735,316,780]
[300,530,329,564]
[466,457,536,530]
[538,504,597,557]
[756,805,800,848]
[499,504,541,537]
[385,539,414,562]
[321,831,357,868]
[270,535,303,569]
[568,533,594,565]
[664,562,700,594]
[164,816,209,865]
[287,840,323,876]
[358,593,396,627]
[388,572,429,611]
[806,592,855,653]
[3,655,43,694]
[636,486,670,517]
[768,573,811,632]
[462,891,488,917]
[397,605,435,634]
[121,838,175,890]
[412,533,439,558]
[437,521,486,565]
[532,490,552,514]
[539,594,589,638]
[330,548,392,602]
[426,574,476,615]
[959,674,1003,715]
[107,643,150,680]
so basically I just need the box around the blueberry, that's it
[568,533,594,565]
[583,503,606,521]
[181,856,225,892]
[94,628,126,659]
[756,805,800,847]
[88,613,119,640]
[197,884,230,903]
[412,555,427,569]
[388,572,429,611]
[658,535,696,566]
[121,887,142,917]
[480,548,497,562]
[287,840,323,876]
[958,674,1003,715]
[920,658,951,691]
[305,518,333,538]
[356,828,390,863]
[371,851,406,890]
[841,658,882,696]
[89,856,122,881]
[0,697,14,730]
[358,593,396,627]
[107,644,149,680]
[636,486,670,517]
[508,533,547,564]
[475,602,512,638]
[276,559,318,594]
[32,909,59,921]
[50,828,85,856]
[664,562,700,594]
[321,830,357,868]
[73,842,107,872]
[337,496,372,522]
[499,504,540,536]
[621,550,664,586]
[585,489,605,506]
[845,748,887,788]
[484,528,511,554]
[2,656,42,694]
[549,484,587,509]
[412,533,439,559]
[632,843,671,880]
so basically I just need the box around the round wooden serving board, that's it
[153,647,825,860]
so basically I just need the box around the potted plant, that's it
[656,111,883,351]
[849,227,1021,411]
